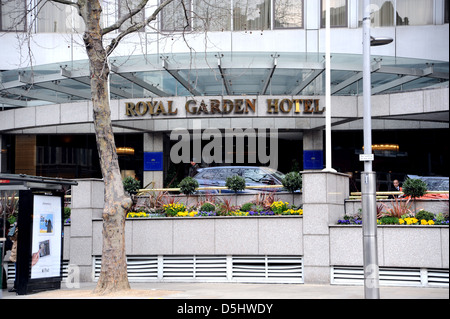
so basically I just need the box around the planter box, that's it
[92,216,303,256]
[345,198,449,217]
[135,192,303,209]
[330,225,449,269]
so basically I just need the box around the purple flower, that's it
[196,211,216,217]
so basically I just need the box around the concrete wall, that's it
[91,216,303,256]
[301,170,350,284]
[69,179,104,282]
[330,225,449,269]
[1,88,449,134]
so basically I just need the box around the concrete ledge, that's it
[329,225,449,269]
[92,216,304,256]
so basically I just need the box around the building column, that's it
[301,170,350,284]
[70,179,104,282]
[143,132,164,189]
[15,135,36,175]
[303,129,324,170]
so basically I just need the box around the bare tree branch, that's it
[101,0,150,35]
[49,0,79,9]
[105,0,175,55]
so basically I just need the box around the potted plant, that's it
[282,171,302,204]
[178,176,199,207]
[402,178,427,213]
[122,176,140,195]
[225,175,246,206]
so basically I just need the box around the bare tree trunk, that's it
[80,0,132,295]
[46,0,177,295]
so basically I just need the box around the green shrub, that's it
[415,210,435,221]
[378,216,400,225]
[239,203,264,212]
[434,212,449,225]
[200,202,216,212]
[282,171,302,193]
[64,207,71,220]
[178,177,199,195]
[123,176,140,194]
[240,202,254,212]
[402,178,427,199]
[225,175,246,193]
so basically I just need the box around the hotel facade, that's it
[1,0,449,286]
[1,0,448,189]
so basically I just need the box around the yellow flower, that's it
[428,220,435,225]
[229,211,248,216]
[176,211,188,217]
[421,219,428,225]
[399,219,405,224]
[404,217,418,225]
[189,211,197,217]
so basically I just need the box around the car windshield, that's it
[196,169,217,180]
[241,167,285,184]
[195,166,286,185]
[263,168,286,182]
[407,175,449,191]
[216,168,242,179]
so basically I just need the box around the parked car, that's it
[193,166,286,193]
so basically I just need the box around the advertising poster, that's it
[30,195,62,279]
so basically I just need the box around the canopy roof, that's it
[0,52,448,109]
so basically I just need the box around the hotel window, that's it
[1,0,26,31]
[193,0,231,31]
[274,0,303,28]
[321,0,348,28]
[118,0,145,31]
[161,0,192,31]
[358,0,434,27]
[360,0,395,27]
[233,0,271,31]
[396,0,433,26]
[36,1,83,33]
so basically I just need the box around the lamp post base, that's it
[361,171,380,299]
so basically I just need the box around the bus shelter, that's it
[0,174,77,295]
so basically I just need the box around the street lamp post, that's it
[361,0,393,299]
[325,0,332,172]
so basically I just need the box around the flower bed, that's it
[127,198,302,218]
[126,211,165,218]
[338,210,448,226]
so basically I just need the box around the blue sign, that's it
[303,150,323,170]
[144,152,163,171]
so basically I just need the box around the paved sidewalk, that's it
[1,282,449,299]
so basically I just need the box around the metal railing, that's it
[136,184,286,195]
[349,190,449,199]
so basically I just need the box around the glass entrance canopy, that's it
[0,52,448,108]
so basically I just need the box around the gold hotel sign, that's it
[125,98,325,117]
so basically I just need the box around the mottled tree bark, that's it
[78,0,132,295]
